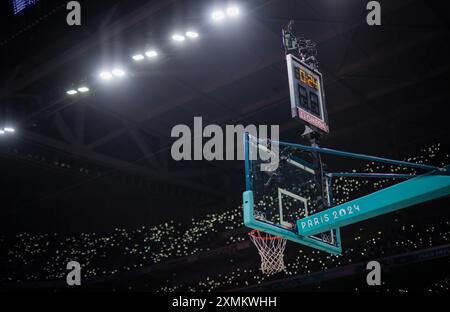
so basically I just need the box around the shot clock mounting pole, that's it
[282,20,319,71]
[283,20,328,212]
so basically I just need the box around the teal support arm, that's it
[297,175,450,236]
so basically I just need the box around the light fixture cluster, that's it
[211,5,240,22]
[131,30,199,63]
[99,68,127,81]
[0,126,16,136]
[66,86,90,96]
[65,3,242,94]
[172,30,200,43]
[132,49,158,63]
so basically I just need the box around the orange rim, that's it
[249,229,283,241]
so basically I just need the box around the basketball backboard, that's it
[243,134,342,254]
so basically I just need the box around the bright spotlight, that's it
[99,71,113,80]
[145,50,158,58]
[4,127,15,133]
[186,31,199,39]
[211,10,225,22]
[112,68,126,77]
[0,130,5,135]
[78,86,90,93]
[172,34,186,42]
[66,89,78,95]
[132,54,145,61]
[226,6,240,17]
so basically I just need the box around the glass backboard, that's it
[243,134,342,254]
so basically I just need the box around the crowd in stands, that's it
[426,276,450,293]
[0,144,448,292]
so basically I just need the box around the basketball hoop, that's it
[249,230,287,275]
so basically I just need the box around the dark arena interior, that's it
[1,0,450,296]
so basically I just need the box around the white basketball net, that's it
[249,230,287,275]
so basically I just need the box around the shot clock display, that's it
[286,54,329,134]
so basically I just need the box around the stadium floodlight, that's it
[132,54,145,61]
[78,86,90,93]
[172,34,186,42]
[226,6,240,17]
[145,50,158,58]
[4,127,15,133]
[185,31,199,39]
[0,130,5,135]
[211,10,225,22]
[99,71,113,80]
[112,68,126,77]
[66,89,78,95]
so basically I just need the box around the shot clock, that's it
[286,54,329,134]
